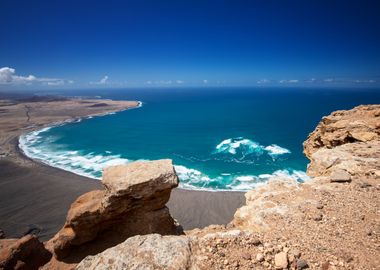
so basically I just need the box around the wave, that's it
[174,163,309,192]
[213,137,291,162]
[19,129,129,179]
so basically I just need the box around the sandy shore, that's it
[0,97,244,240]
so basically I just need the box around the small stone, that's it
[330,170,351,183]
[274,252,288,269]
[242,252,251,260]
[292,249,301,258]
[316,203,324,209]
[366,229,372,236]
[252,238,262,246]
[256,253,265,262]
[297,259,309,269]
[359,182,372,188]
[223,259,229,265]
[219,252,226,257]
[313,213,323,221]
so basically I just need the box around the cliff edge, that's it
[1,105,379,270]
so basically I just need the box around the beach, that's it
[0,97,244,240]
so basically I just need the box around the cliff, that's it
[1,105,379,270]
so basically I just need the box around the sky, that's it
[0,0,380,89]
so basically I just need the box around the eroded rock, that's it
[0,235,51,270]
[47,159,180,262]
[76,234,192,270]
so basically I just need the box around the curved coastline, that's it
[17,101,143,180]
[17,99,309,193]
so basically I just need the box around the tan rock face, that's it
[47,159,180,262]
[303,105,380,181]
[76,234,193,270]
[303,105,380,158]
[0,235,51,270]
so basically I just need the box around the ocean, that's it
[19,87,380,191]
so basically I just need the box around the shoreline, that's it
[0,97,245,240]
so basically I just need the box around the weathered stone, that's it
[0,235,51,270]
[76,234,192,270]
[296,259,309,269]
[256,253,264,262]
[47,159,180,262]
[0,230,5,239]
[303,105,380,158]
[274,252,288,269]
[330,170,351,183]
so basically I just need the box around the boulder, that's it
[330,169,351,183]
[47,159,180,262]
[76,234,192,270]
[0,235,51,270]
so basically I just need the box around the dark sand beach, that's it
[0,97,245,241]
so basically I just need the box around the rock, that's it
[76,234,192,270]
[291,249,301,258]
[256,253,265,262]
[241,252,251,260]
[316,203,324,209]
[47,159,180,262]
[274,252,288,269]
[313,213,323,221]
[303,105,380,158]
[0,235,51,270]
[303,105,380,179]
[297,259,309,269]
[0,229,5,239]
[330,170,351,183]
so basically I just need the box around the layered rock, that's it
[0,235,51,270]
[46,159,180,263]
[303,105,380,158]
[76,234,193,270]
[303,105,380,182]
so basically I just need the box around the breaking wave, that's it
[213,137,291,162]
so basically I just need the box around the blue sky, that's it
[0,0,380,89]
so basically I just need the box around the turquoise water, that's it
[20,88,380,191]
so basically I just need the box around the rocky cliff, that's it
[44,159,181,269]
[1,105,379,270]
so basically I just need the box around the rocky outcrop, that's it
[225,105,380,269]
[303,105,380,158]
[76,234,193,270]
[0,235,51,270]
[303,105,380,181]
[46,159,180,263]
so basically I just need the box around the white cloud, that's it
[90,75,109,85]
[203,79,208,84]
[324,78,334,82]
[99,75,108,84]
[0,67,69,86]
[257,79,270,84]
[176,80,184,84]
[279,79,299,84]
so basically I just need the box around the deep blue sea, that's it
[19,88,380,191]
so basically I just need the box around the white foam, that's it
[214,137,264,156]
[264,144,291,156]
